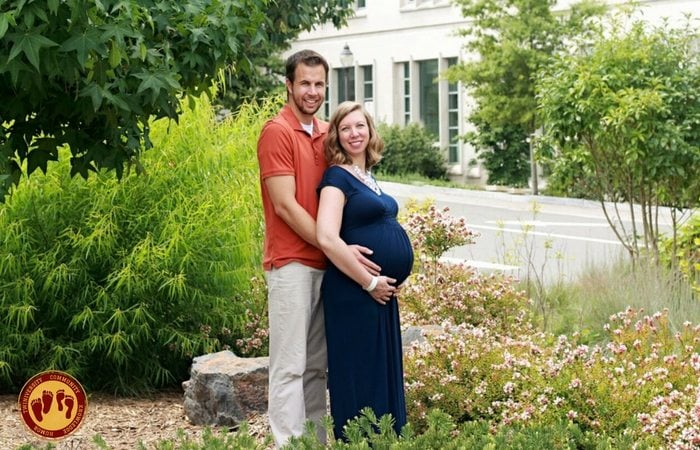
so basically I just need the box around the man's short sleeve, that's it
[258,121,296,179]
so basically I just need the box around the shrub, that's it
[96,410,655,449]
[400,262,530,333]
[396,201,699,448]
[465,118,531,188]
[399,198,528,332]
[0,94,271,393]
[400,199,477,264]
[376,123,447,180]
[660,212,700,296]
[403,307,700,448]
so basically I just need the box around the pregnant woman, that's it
[316,101,414,440]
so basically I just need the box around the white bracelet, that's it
[364,276,379,292]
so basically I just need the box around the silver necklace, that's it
[351,164,381,195]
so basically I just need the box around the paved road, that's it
[380,181,675,284]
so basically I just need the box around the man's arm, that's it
[265,172,381,275]
[264,175,319,247]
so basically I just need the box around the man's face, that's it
[286,63,327,122]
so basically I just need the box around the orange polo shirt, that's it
[257,105,329,270]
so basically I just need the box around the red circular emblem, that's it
[17,371,88,440]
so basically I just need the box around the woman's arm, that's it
[316,186,396,304]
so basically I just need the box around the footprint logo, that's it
[64,395,75,419]
[30,398,45,422]
[18,370,88,440]
[56,389,65,411]
[29,389,75,422]
[42,390,53,414]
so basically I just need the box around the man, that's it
[257,49,379,447]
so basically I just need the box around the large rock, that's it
[402,325,444,353]
[182,350,269,426]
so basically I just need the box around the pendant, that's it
[351,164,381,195]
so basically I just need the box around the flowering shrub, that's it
[400,260,530,332]
[404,307,700,449]
[401,199,477,263]
[234,275,269,357]
[399,198,527,330]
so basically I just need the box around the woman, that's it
[316,101,414,440]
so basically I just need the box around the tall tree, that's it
[0,0,354,200]
[537,16,700,262]
[217,0,355,110]
[446,0,605,187]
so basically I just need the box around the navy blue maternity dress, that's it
[318,165,414,440]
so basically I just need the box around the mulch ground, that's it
[0,390,271,449]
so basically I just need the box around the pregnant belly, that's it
[345,225,414,284]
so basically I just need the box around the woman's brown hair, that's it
[324,101,384,169]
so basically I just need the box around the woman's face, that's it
[337,110,369,161]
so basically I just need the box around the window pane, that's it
[449,112,458,127]
[449,94,458,109]
[419,59,439,137]
[337,67,355,103]
[363,65,373,101]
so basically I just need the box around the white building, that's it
[285,0,700,185]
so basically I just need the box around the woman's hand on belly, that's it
[368,275,397,305]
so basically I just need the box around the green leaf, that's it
[108,42,122,68]
[103,90,131,112]
[134,71,167,100]
[27,139,59,175]
[61,29,104,66]
[100,22,140,42]
[47,0,60,15]
[79,83,104,111]
[7,32,59,71]
[0,13,11,40]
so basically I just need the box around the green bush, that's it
[376,123,447,180]
[465,118,531,188]
[77,410,653,450]
[0,94,272,393]
[660,212,700,296]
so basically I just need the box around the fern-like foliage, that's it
[0,94,277,393]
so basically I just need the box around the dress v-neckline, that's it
[337,165,382,196]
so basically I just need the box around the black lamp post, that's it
[339,43,354,102]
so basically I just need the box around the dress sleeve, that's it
[318,166,353,196]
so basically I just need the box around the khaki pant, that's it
[266,262,327,448]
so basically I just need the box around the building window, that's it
[356,0,366,8]
[447,57,459,164]
[403,62,410,125]
[336,67,355,103]
[362,65,373,102]
[418,59,439,137]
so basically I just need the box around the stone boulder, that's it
[402,325,445,353]
[182,350,269,426]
